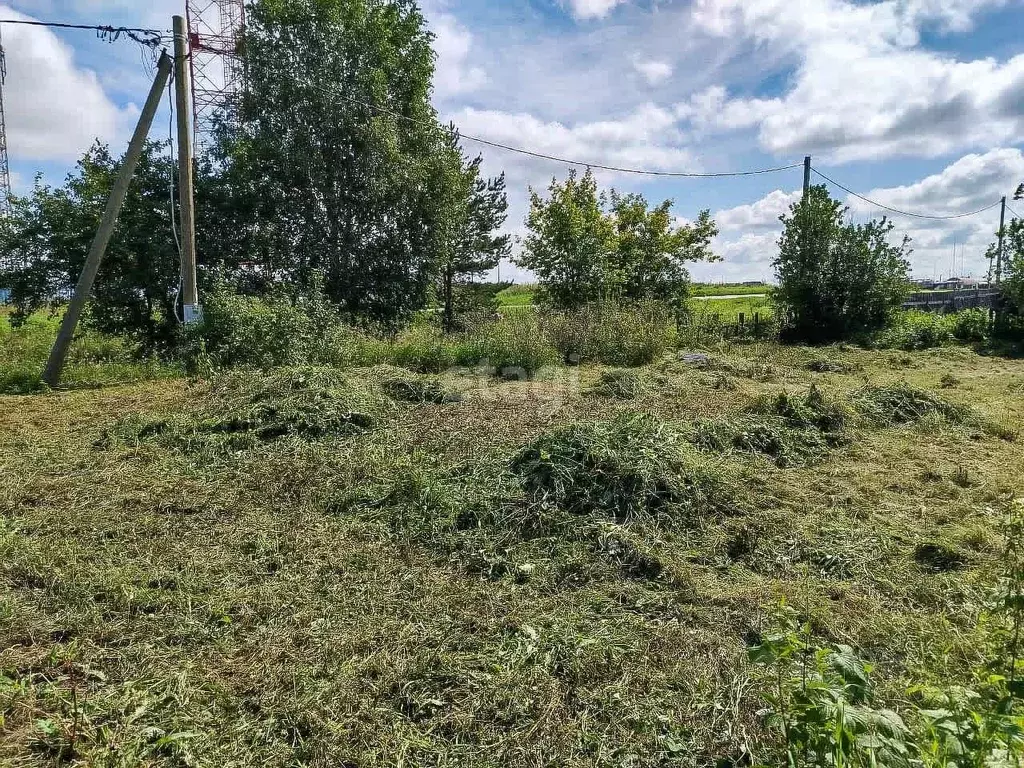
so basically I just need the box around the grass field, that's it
[2,322,1023,764]
[496,284,773,308]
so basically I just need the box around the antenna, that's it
[184,0,246,148]
[0,25,13,217]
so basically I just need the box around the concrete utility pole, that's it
[42,52,174,387]
[173,15,200,323]
[996,196,1007,285]
[803,156,811,199]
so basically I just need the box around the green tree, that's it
[0,141,182,352]
[608,191,718,309]
[204,0,461,328]
[996,217,1024,336]
[774,185,911,342]
[519,169,614,309]
[433,128,510,331]
[518,169,717,310]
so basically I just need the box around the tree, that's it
[518,169,717,310]
[519,169,614,309]
[432,128,510,331]
[203,0,464,328]
[995,217,1024,336]
[0,141,182,352]
[608,191,718,309]
[774,185,911,342]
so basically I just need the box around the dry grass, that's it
[1,340,1022,766]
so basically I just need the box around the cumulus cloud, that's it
[632,57,673,85]
[429,12,487,99]
[690,0,1024,161]
[0,5,136,162]
[567,0,629,20]
[706,149,1024,281]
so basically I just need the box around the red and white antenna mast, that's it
[184,0,246,148]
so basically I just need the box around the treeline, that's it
[1,0,1022,354]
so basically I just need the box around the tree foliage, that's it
[774,185,911,342]
[518,169,718,310]
[0,141,181,352]
[200,0,464,329]
[432,127,510,331]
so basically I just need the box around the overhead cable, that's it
[0,18,167,48]
[810,167,1002,220]
[314,87,802,178]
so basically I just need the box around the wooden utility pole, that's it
[173,15,200,323]
[803,156,811,199]
[42,52,174,388]
[996,196,1007,284]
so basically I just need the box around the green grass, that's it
[2,337,1023,765]
[688,294,775,321]
[691,282,772,297]
[0,309,180,394]
[495,284,538,307]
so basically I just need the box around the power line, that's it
[810,166,1002,220]
[1007,204,1022,221]
[0,19,168,48]
[312,87,802,178]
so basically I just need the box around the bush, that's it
[511,413,731,527]
[543,301,674,367]
[951,308,990,342]
[774,185,910,342]
[479,312,558,377]
[875,311,954,350]
[391,326,460,373]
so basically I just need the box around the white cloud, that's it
[0,5,136,162]
[568,0,628,20]
[690,0,1024,161]
[632,57,673,85]
[429,12,487,99]
[705,149,1023,281]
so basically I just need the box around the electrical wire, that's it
[312,86,802,178]
[1007,204,1022,221]
[0,18,168,47]
[810,166,1003,220]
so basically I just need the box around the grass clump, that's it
[101,367,384,452]
[693,386,849,467]
[591,369,647,400]
[378,371,459,404]
[807,357,857,374]
[511,413,731,527]
[543,301,674,367]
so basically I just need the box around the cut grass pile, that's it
[99,367,389,454]
[1,340,1023,766]
[511,413,734,528]
[692,386,850,467]
[854,382,1017,439]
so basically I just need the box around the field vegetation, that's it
[2,313,1024,766]
[3,0,1024,764]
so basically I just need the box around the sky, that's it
[1,0,1023,284]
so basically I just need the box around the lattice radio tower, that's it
[0,26,13,217]
[185,0,246,147]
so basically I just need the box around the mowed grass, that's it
[1,341,1023,765]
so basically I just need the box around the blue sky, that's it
[2,0,1022,283]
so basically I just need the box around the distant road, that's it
[693,293,767,301]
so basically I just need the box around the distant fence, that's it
[902,289,1001,313]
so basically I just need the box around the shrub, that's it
[543,301,674,367]
[951,308,990,342]
[479,312,558,377]
[511,413,731,527]
[390,326,460,373]
[774,185,910,342]
[854,383,973,426]
[194,287,318,369]
[876,311,954,350]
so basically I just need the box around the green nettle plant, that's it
[749,602,914,767]
[751,499,1024,767]
[774,185,911,343]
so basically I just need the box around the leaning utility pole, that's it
[173,16,200,323]
[803,156,811,199]
[995,196,1007,285]
[42,52,174,387]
